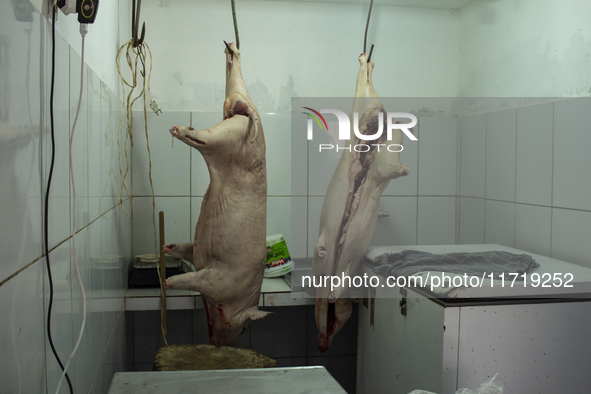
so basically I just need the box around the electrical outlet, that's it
[59,0,77,15]
[41,0,53,19]
[42,0,78,19]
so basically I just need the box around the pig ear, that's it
[247,308,273,321]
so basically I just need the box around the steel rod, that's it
[363,0,374,53]
[231,0,240,50]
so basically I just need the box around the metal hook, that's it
[132,0,146,47]
[231,0,240,50]
[363,0,375,62]
[223,40,234,55]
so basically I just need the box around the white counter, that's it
[125,276,314,311]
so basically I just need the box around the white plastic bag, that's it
[407,391,438,394]
[456,373,505,394]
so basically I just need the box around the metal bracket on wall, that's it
[369,286,376,328]
[400,288,407,316]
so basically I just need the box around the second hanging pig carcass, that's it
[312,52,413,352]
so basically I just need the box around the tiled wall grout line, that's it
[483,113,488,242]
[550,103,555,258]
[456,116,462,244]
[514,108,518,248]
[450,196,591,213]
[415,119,420,245]
[0,198,128,289]
[89,303,126,392]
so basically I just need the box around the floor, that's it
[126,304,359,393]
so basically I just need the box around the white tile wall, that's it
[141,1,459,112]
[456,99,591,266]
[0,263,46,394]
[418,117,458,196]
[485,109,516,202]
[263,113,293,196]
[484,200,515,247]
[0,6,130,392]
[383,126,419,197]
[553,98,591,211]
[290,113,308,197]
[132,111,191,197]
[551,208,591,268]
[459,197,485,244]
[70,48,89,232]
[515,204,552,257]
[371,197,418,247]
[308,118,343,197]
[133,196,192,256]
[88,68,102,223]
[267,197,293,250]
[460,114,486,198]
[417,197,456,245]
[0,11,43,282]
[516,103,553,206]
[290,197,308,258]
[100,82,121,212]
[307,197,325,257]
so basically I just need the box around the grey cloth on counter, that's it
[372,250,539,279]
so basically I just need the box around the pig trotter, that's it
[328,291,337,303]
[394,162,410,179]
[169,126,180,138]
[164,242,194,262]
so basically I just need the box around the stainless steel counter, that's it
[107,366,347,394]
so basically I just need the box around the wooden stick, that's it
[159,211,168,346]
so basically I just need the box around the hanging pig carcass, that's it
[165,42,270,347]
[313,52,412,352]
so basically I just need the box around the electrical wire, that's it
[45,4,74,393]
[55,23,89,394]
[115,39,167,345]
[115,40,153,219]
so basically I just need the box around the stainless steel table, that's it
[107,366,347,394]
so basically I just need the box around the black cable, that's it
[46,5,74,394]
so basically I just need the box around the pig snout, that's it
[169,126,206,147]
